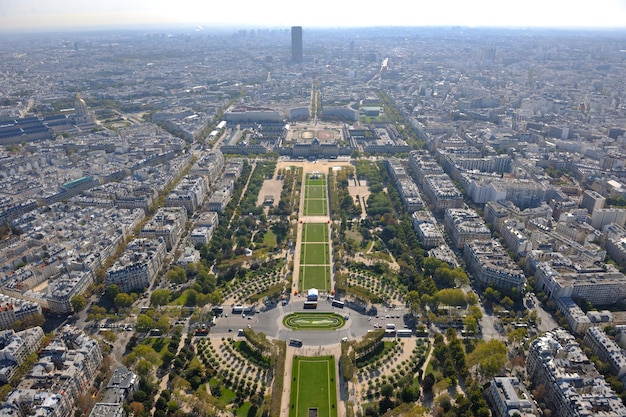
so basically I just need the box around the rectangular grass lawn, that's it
[290,356,337,417]
[304,198,327,216]
[302,223,328,243]
[301,243,329,265]
[305,185,326,199]
[300,265,330,291]
[306,176,326,186]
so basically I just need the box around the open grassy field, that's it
[289,356,338,417]
[303,173,328,216]
[302,223,329,243]
[299,265,331,291]
[305,185,326,199]
[301,243,330,265]
[304,198,327,216]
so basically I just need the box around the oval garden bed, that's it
[283,312,346,330]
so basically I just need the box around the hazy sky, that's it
[2,0,626,32]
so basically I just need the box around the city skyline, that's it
[2,0,626,32]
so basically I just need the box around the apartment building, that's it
[0,295,42,331]
[423,174,464,213]
[464,239,526,290]
[584,327,626,378]
[0,326,102,417]
[106,238,166,293]
[534,262,626,305]
[0,327,45,383]
[526,329,626,417]
[444,208,491,250]
[486,377,534,417]
[139,206,187,250]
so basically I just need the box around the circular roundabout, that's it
[283,312,346,331]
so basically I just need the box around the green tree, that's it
[435,288,466,306]
[105,284,120,300]
[136,314,155,332]
[155,316,170,335]
[70,294,87,312]
[468,339,507,381]
[508,327,528,346]
[150,289,171,307]
[166,266,187,284]
[207,289,224,306]
[423,257,445,277]
[114,292,136,308]
[501,296,515,309]
[422,373,435,393]
[466,291,479,305]
[463,315,478,335]
[135,359,153,378]
[185,289,198,306]
[381,383,394,398]
[468,305,483,321]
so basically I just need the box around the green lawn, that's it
[235,402,251,416]
[170,289,191,306]
[284,312,346,330]
[301,243,330,265]
[305,175,326,186]
[262,229,277,248]
[299,265,330,291]
[290,356,337,417]
[304,198,327,216]
[305,185,326,199]
[302,223,328,243]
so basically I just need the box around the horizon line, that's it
[2,23,626,36]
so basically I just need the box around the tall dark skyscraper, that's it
[291,26,303,64]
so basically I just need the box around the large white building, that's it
[526,329,626,417]
[1,326,102,417]
[534,262,626,305]
[0,295,42,331]
[0,327,45,383]
[584,327,626,378]
[464,239,526,290]
[166,175,209,214]
[412,211,443,249]
[106,238,166,293]
[140,206,187,250]
[444,208,491,250]
[486,377,534,417]
[591,208,626,230]
[47,270,94,314]
[423,174,464,213]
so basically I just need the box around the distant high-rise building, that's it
[291,26,302,63]
[581,189,605,214]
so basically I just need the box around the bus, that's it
[289,339,303,347]
[303,301,318,309]
[331,299,344,308]
[397,329,412,337]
